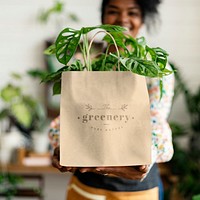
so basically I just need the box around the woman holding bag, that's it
[49,0,174,199]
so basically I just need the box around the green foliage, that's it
[1,84,21,102]
[38,0,79,24]
[27,69,49,80]
[55,27,82,65]
[0,73,46,137]
[193,194,200,200]
[0,173,43,200]
[0,173,23,200]
[170,122,187,137]
[42,24,173,95]
[38,1,64,23]
[0,84,32,128]
[168,141,200,199]
[168,62,200,199]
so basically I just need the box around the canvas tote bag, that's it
[60,71,151,167]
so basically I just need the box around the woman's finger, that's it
[133,165,149,173]
[79,167,96,173]
[95,167,147,180]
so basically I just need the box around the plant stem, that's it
[78,44,86,71]
[102,44,111,71]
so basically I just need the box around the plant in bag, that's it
[41,25,175,167]
[42,24,173,95]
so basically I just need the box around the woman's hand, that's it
[52,146,77,173]
[79,165,149,180]
[52,146,149,180]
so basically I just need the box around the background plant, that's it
[166,62,200,199]
[38,0,79,33]
[0,73,46,138]
[0,173,22,200]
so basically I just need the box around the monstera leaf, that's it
[55,28,81,65]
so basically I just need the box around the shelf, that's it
[0,164,59,174]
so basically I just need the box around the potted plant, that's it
[0,173,23,200]
[0,73,46,139]
[165,62,200,199]
[40,24,174,167]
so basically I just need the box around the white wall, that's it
[43,173,71,200]
[146,0,200,125]
[0,0,200,199]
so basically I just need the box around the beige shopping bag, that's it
[60,71,151,167]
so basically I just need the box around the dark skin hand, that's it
[52,146,78,173]
[52,146,149,180]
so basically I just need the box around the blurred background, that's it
[0,0,199,199]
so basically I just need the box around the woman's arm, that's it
[49,117,76,172]
[147,70,175,163]
[48,116,60,151]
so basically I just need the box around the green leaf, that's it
[41,66,69,83]
[27,69,48,79]
[136,37,146,46]
[70,60,84,71]
[98,24,126,32]
[193,194,200,200]
[44,44,56,55]
[159,79,163,100]
[162,68,173,75]
[81,24,126,34]
[68,13,79,22]
[103,31,127,50]
[123,36,146,58]
[112,56,159,77]
[38,1,64,23]
[54,1,64,12]
[11,102,32,128]
[32,102,47,131]
[0,109,9,120]
[53,81,61,95]
[151,47,168,70]
[0,84,21,102]
[55,28,81,65]
[23,96,37,107]
[11,72,22,80]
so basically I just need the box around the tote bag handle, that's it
[87,30,121,71]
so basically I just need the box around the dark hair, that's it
[101,0,162,30]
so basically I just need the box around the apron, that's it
[67,176,158,200]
